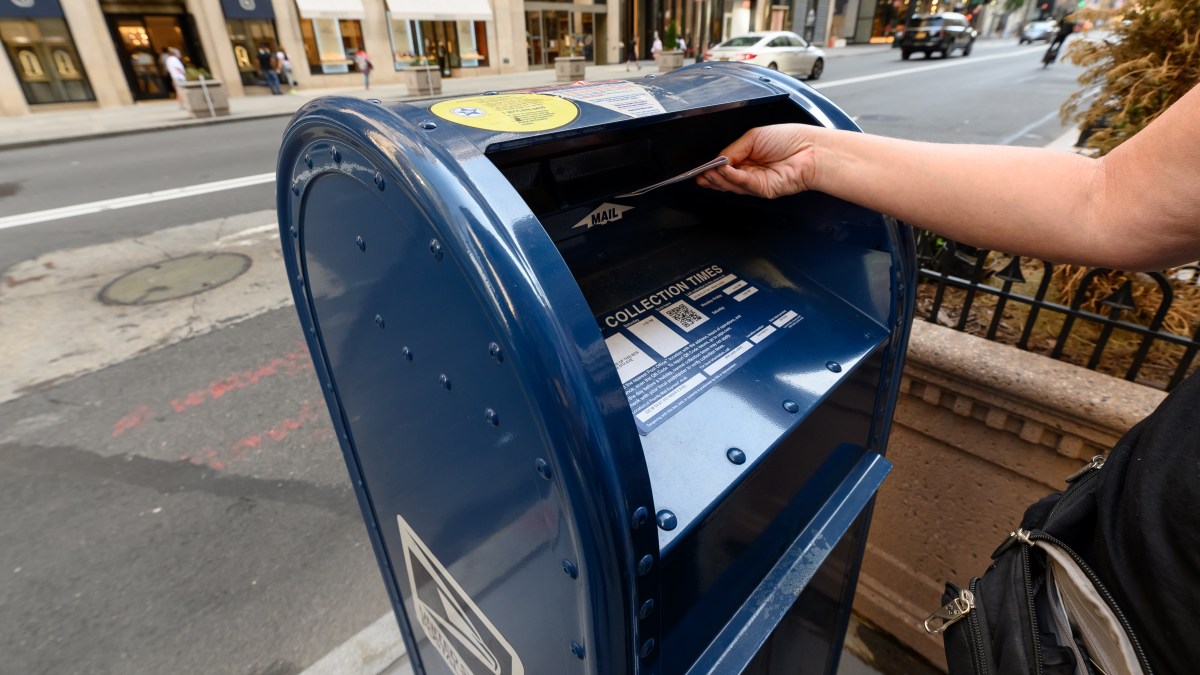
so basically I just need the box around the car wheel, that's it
[901,49,911,60]
[767,62,779,71]
[963,40,973,56]
[1019,38,1028,45]
[925,50,933,58]
[941,41,953,58]
[808,58,824,80]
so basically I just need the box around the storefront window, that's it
[1,17,94,104]
[225,20,278,87]
[387,19,488,71]
[300,18,364,74]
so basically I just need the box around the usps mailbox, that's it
[278,64,915,675]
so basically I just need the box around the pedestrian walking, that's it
[354,48,373,90]
[257,44,281,95]
[164,48,187,106]
[677,34,687,56]
[698,83,1200,675]
[583,32,594,61]
[651,31,663,60]
[275,47,296,93]
[625,35,641,71]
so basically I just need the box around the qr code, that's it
[662,301,708,332]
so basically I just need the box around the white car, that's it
[706,31,826,80]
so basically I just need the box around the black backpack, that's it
[926,371,1200,675]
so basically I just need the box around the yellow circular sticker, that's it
[430,94,579,133]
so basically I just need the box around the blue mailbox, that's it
[278,64,915,675]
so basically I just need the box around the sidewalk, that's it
[0,44,892,151]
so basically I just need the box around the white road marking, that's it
[299,612,410,675]
[0,172,275,231]
[997,108,1062,146]
[215,223,278,245]
[813,49,1034,90]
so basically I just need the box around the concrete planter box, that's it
[657,49,684,72]
[849,321,1166,670]
[554,56,586,82]
[178,79,229,118]
[402,66,442,96]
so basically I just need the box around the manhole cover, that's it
[100,252,252,306]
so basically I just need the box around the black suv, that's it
[899,12,977,60]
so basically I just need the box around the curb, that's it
[0,109,301,152]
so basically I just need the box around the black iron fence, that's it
[914,230,1200,391]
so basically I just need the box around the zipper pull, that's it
[991,527,1033,559]
[1065,454,1106,483]
[924,588,975,634]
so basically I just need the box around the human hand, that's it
[696,124,820,199]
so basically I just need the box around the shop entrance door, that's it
[105,13,203,100]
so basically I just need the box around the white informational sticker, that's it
[749,325,777,343]
[733,286,758,302]
[397,515,525,675]
[539,80,668,119]
[723,280,748,295]
[605,332,657,384]
[772,310,800,328]
[688,274,738,301]
[660,300,709,333]
[628,315,688,357]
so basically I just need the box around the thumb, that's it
[719,128,761,167]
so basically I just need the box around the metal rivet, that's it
[291,180,300,196]
[644,74,656,79]
[631,506,648,529]
[429,239,443,260]
[356,236,366,251]
[783,399,800,413]
[295,274,303,285]
[488,342,504,363]
[637,554,654,575]
[570,641,585,659]
[702,65,713,69]
[864,332,873,340]
[759,76,771,82]
[401,346,413,361]
[726,447,746,465]
[290,226,298,238]
[485,408,499,426]
[325,381,332,391]
[374,172,385,190]
[898,282,906,291]
[826,361,842,373]
[656,510,677,531]
[638,599,655,620]
[439,374,451,390]
[535,458,552,480]
[484,90,498,95]
[330,146,341,163]
[420,121,437,130]
[303,153,312,168]
[308,326,316,335]
[375,314,385,329]
[367,97,381,104]
[561,559,578,579]
[639,639,656,659]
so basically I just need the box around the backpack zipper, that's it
[1044,455,1105,530]
[967,578,990,675]
[1019,535,1045,675]
[1064,454,1106,483]
[1026,529,1155,675]
[924,584,989,675]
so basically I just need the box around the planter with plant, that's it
[554,39,586,81]
[177,67,229,118]
[403,57,442,95]
[658,21,685,72]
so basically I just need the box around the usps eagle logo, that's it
[11,0,36,8]
[238,0,256,10]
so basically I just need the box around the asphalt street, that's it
[0,40,1084,675]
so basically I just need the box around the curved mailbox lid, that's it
[277,97,660,674]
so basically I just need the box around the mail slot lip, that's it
[276,96,661,672]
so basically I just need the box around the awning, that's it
[221,0,275,20]
[384,0,492,21]
[295,0,365,20]
[0,0,64,19]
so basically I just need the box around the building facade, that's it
[1,0,622,116]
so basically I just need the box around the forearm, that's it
[808,128,1127,267]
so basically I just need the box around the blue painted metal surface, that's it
[277,62,915,675]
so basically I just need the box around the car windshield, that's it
[907,17,944,28]
[718,36,763,47]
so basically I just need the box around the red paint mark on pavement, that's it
[169,349,312,414]
[181,401,323,471]
[5,273,47,287]
[111,405,152,437]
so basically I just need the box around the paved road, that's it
[0,42,1083,675]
